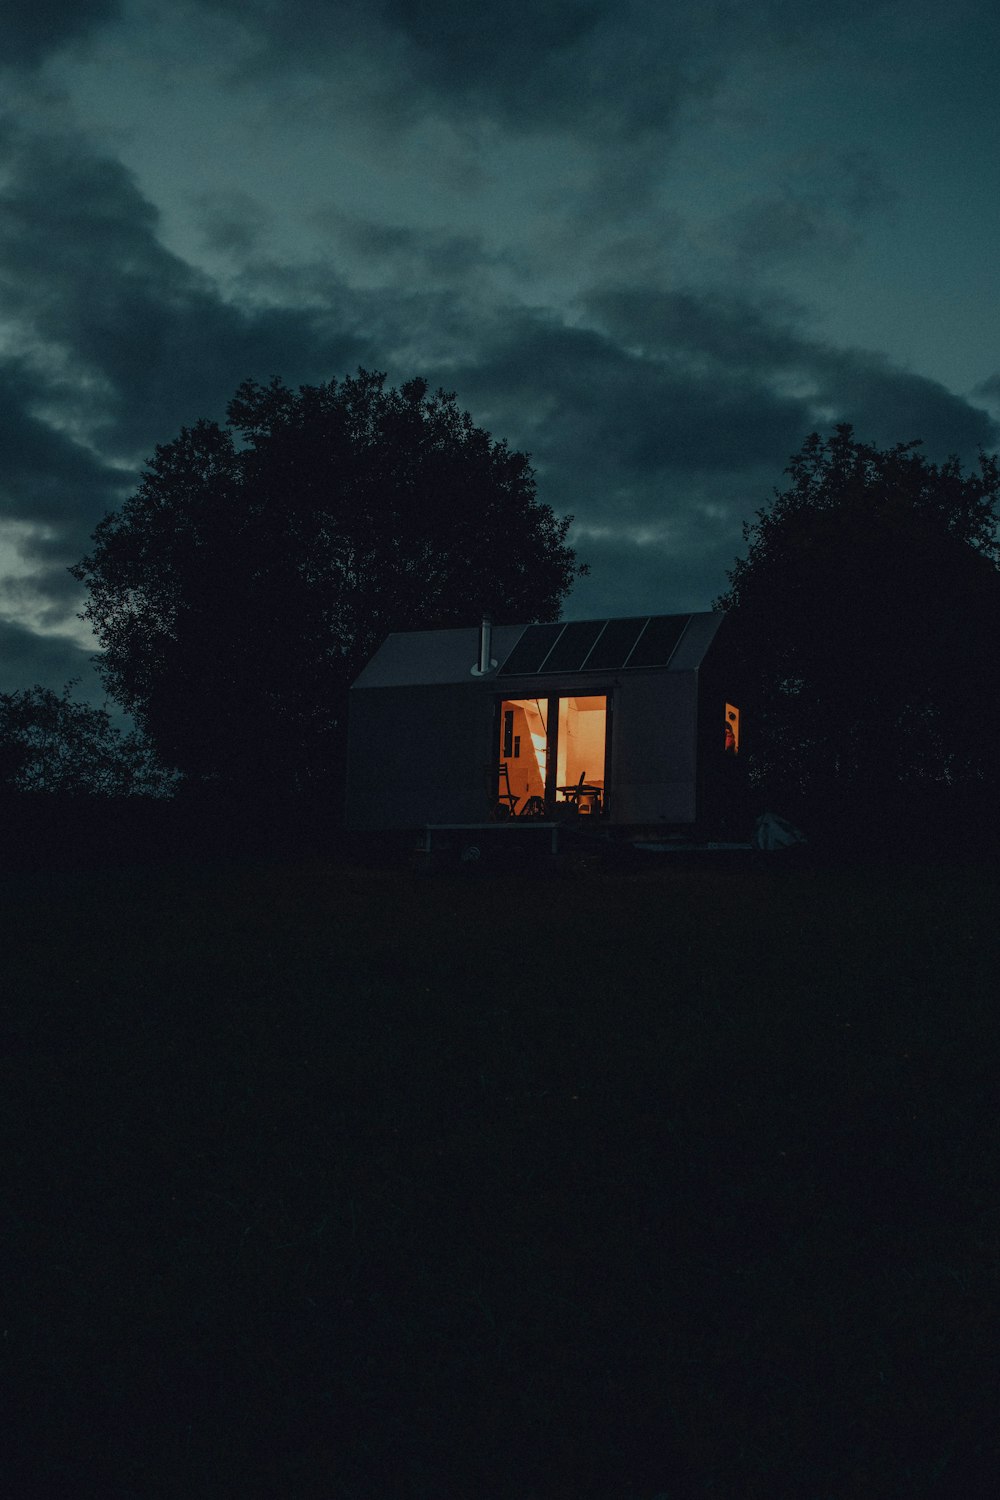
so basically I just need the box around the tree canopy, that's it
[716,424,1000,830]
[0,683,175,798]
[71,370,584,802]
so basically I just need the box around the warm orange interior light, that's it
[556,697,606,806]
[725,702,740,753]
[499,696,607,815]
[500,699,548,806]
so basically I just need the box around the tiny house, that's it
[345,612,745,840]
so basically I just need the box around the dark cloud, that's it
[191,191,273,258]
[0,360,123,532]
[314,210,505,287]
[195,0,697,139]
[581,285,999,461]
[583,286,810,372]
[825,355,999,459]
[0,618,101,699]
[0,356,123,667]
[0,123,375,686]
[414,287,1000,613]
[380,0,692,137]
[1,0,119,69]
[0,125,369,460]
[453,314,807,476]
[974,373,1000,403]
[422,310,807,607]
[719,149,899,268]
[193,0,894,143]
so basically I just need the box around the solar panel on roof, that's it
[497,622,565,675]
[497,614,692,676]
[582,617,649,670]
[626,614,690,668]
[539,619,607,673]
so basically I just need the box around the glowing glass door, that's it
[497,696,607,817]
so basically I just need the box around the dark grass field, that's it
[2,850,998,1497]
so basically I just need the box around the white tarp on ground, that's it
[753,812,807,850]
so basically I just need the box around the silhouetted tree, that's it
[716,425,1000,839]
[71,371,584,806]
[0,683,175,797]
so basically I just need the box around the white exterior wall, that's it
[609,672,698,824]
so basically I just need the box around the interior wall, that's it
[501,700,546,805]
[557,698,606,790]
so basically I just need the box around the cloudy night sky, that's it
[2,0,999,707]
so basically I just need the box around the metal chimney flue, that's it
[472,614,497,676]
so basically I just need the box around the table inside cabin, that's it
[557,781,603,812]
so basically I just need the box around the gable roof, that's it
[351,612,724,690]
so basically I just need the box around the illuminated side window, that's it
[725,703,740,754]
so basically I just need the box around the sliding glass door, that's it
[496,695,607,818]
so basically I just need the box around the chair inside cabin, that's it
[496,762,519,817]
